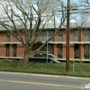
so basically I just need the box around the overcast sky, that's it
[0,0,90,26]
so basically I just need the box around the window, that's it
[48,31,53,36]
[84,30,90,41]
[58,44,62,58]
[6,44,10,56]
[13,44,17,57]
[40,44,53,54]
[74,30,79,36]
[84,44,89,59]
[7,32,10,41]
[58,30,63,36]
[58,30,63,41]
[84,30,90,36]
[74,44,79,58]
[74,30,79,41]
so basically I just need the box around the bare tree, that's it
[0,0,66,68]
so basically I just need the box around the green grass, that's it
[0,61,90,77]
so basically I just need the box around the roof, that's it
[0,21,90,31]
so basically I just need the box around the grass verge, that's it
[0,61,90,77]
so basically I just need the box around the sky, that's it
[0,0,90,27]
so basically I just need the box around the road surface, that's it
[0,71,90,90]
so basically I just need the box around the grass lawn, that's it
[0,60,90,77]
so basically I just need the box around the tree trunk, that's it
[22,49,30,68]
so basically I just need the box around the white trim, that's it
[0,56,23,59]
[0,42,21,44]
[48,41,90,44]
[0,41,90,44]
[0,56,90,61]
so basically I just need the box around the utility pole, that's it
[66,0,70,71]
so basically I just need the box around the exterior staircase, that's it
[48,54,61,63]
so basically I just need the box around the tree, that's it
[0,0,66,68]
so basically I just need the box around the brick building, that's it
[0,24,90,62]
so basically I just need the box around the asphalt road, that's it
[0,72,90,90]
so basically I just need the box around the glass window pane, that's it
[84,30,89,36]
[84,44,89,59]
[74,44,79,58]
[74,30,79,36]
